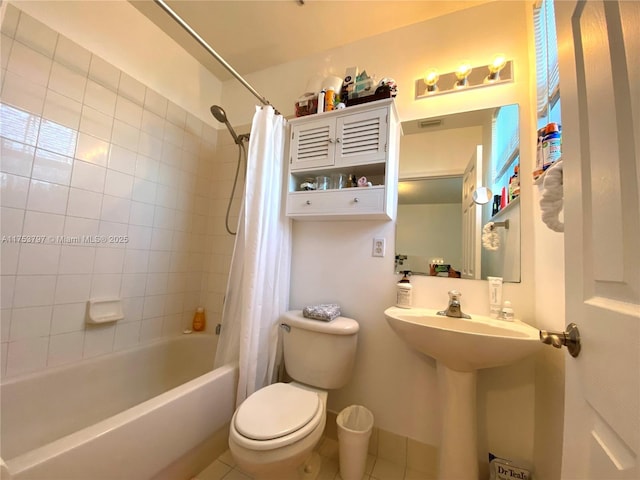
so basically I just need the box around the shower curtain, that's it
[214,106,291,407]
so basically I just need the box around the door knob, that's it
[539,323,581,357]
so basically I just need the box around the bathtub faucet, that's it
[437,290,471,319]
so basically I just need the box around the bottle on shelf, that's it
[192,307,206,332]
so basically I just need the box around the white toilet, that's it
[228,310,359,479]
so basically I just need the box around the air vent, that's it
[419,119,443,129]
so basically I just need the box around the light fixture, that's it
[424,68,440,93]
[454,61,473,88]
[415,57,513,99]
[486,54,507,82]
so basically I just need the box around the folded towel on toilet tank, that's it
[302,304,341,321]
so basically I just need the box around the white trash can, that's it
[336,405,374,480]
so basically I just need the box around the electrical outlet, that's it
[372,237,385,257]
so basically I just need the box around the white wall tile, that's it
[143,89,167,118]
[42,90,82,130]
[113,321,140,351]
[166,102,186,129]
[120,273,147,298]
[145,272,168,296]
[115,96,143,128]
[32,148,73,185]
[79,105,113,141]
[100,194,130,224]
[123,249,149,274]
[127,225,152,250]
[150,227,173,251]
[160,142,181,166]
[58,245,96,274]
[84,80,117,116]
[7,41,52,87]
[103,169,133,199]
[48,62,86,102]
[185,113,204,138]
[75,132,110,166]
[9,305,52,340]
[148,250,171,273]
[1,275,16,309]
[137,131,162,159]
[1,206,25,236]
[1,33,13,69]
[155,185,178,209]
[17,244,61,274]
[163,120,184,147]
[1,4,21,38]
[90,273,121,298]
[134,153,159,182]
[140,316,163,342]
[0,138,34,177]
[98,220,128,246]
[122,296,144,321]
[54,274,91,304]
[37,119,77,157]
[107,144,136,175]
[118,73,145,105]
[15,13,58,58]
[1,69,47,115]
[47,331,84,366]
[54,35,91,75]
[111,119,139,151]
[142,294,164,319]
[22,211,65,238]
[141,109,164,138]
[1,243,20,275]
[1,309,11,342]
[129,201,155,227]
[88,55,120,92]
[66,187,102,219]
[51,302,86,334]
[131,177,157,204]
[63,216,99,238]
[93,247,125,274]
[83,323,115,358]
[6,336,49,376]
[71,159,106,193]
[0,103,41,146]
[13,274,57,307]
[26,179,69,214]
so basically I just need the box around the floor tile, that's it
[194,460,232,480]
[370,457,405,480]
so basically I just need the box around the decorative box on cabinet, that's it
[286,98,400,221]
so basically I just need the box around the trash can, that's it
[336,405,374,480]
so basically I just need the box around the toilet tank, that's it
[281,310,359,390]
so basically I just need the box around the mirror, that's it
[395,104,521,282]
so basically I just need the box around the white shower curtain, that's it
[214,105,291,407]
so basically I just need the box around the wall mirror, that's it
[395,104,521,282]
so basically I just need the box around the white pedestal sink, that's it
[384,306,542,479]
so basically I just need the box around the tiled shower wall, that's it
[0,6,231,378]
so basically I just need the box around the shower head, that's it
[210,104,242,144]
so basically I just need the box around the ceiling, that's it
[130,0,493,81]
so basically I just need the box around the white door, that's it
[461,145,482,279]
[557,1,639,478]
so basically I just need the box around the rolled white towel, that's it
[540,160,564,232]
[482,222,500,251]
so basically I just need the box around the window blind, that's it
[534,0,560,122]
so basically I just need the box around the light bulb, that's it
[424,68,439,92]
[486,54,508,82]
[454,61,472,88]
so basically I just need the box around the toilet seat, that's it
[230,383,324,451]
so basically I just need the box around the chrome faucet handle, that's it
[448,290,462,303]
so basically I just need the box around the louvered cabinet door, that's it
[290,119,336,170]
[335,107,388,166]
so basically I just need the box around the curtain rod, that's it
[153,0,280,115]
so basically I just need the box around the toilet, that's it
[228,310,359,479]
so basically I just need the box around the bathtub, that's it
[0,333,238,480]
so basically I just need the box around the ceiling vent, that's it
[419,119,443,129]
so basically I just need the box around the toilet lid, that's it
[234,383,321,441]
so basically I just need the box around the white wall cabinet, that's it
[286,98,400,221]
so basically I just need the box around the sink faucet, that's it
[437,290,471,319]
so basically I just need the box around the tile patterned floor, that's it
[193,437,436,480]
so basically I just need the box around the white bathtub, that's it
[0,333,238,480]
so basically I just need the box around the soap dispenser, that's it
[396,271,413,309]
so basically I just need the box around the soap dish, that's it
[87,298,124,324]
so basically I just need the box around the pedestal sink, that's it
[384,306,542,480]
